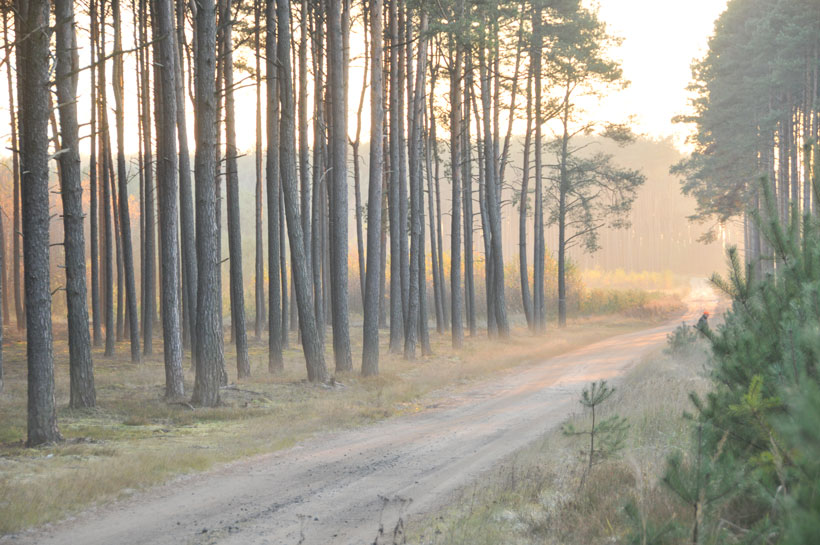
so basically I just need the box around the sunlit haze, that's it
[591,0,729,150]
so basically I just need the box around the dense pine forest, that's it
[0,0,660,445]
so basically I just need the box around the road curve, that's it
[6,285,716,545]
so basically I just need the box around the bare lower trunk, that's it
[152,0,185,398]
[277,0,328,383]
[140,0,156,355]
[266,0,283,372]
[192,0,225,407]
[519,62,533,330]
[361,0,384,376]
[479,48,508,337]
[176,0,196,356]
[55,0,96,407]
[387,0,404,353]
[462,61,476,337]
[298,0,312,318]
[18,0,61,446]
[327,0,353,373]
[449,42,464,348]
[532,10,545,331]
[6,11,22,333]
[254,0,265,339]
[222,0,251,379]
[398,6,409,328]
[113,0,140,361]
[98,18,115,357]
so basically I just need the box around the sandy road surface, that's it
[5,285,716,545]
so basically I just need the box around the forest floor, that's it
[0,294,686,539]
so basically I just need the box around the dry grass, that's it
[410,338,711,545]
[0,306,682,536]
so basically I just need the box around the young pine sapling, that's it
[563,380,629,485]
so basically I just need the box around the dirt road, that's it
[6,286,716,545]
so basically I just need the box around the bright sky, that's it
[591,0,729,150]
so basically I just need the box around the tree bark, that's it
[5,10,23,333]
[55,0,96,407]
[462,58,476,337]
[176,0,197,357]
[89,0,101,346]
[326,0,353,373]
[192,0,225,407]
[519,62,533,330]
[298,0,311,319]
[18,0,60,446]
[533,7,546,331]
[449,39,464,348]
[426,81,444,334]
[351,7,368,301]
[277,0,328,383]
[479,46,509,337]
[254,0,265,340]
[362,0,385,377]
[557,85,571,327]
[310,1,324,345]
[140,0,156,355]
[405,12,429,359]
[151,0,185,397]
[112,0,140,360]
[387,0,404,353]
[221,0,251,378]
[98,14,116,357]
[266,0,283,372]
[397,5,409,327]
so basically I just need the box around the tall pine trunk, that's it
[532,8,546,331]
[99,14,115,357]
[449,39,464,348]
[351,11,368,301]
[462,59,476,337]
[152,0,185,398]
[254,0,265,339]
[298,0,311,321]
[6,11,23,333]
[361,0,384,377]
[113,0,140,361]
[479,46,509,337]
[176,0,197,356]
[387,0,404,353]
[557,85,571,327]
[18,0,60,446]
[140,0,156,355]
[192,0,225,407]
[327,0,353,373]
[519,63,533,330]
[222,0,251,378]
[266,0,283,372]
[277,0,328,383]
[55,0,96,407]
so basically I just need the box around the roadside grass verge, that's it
[0,301,684,535]
[410,338,710,545]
